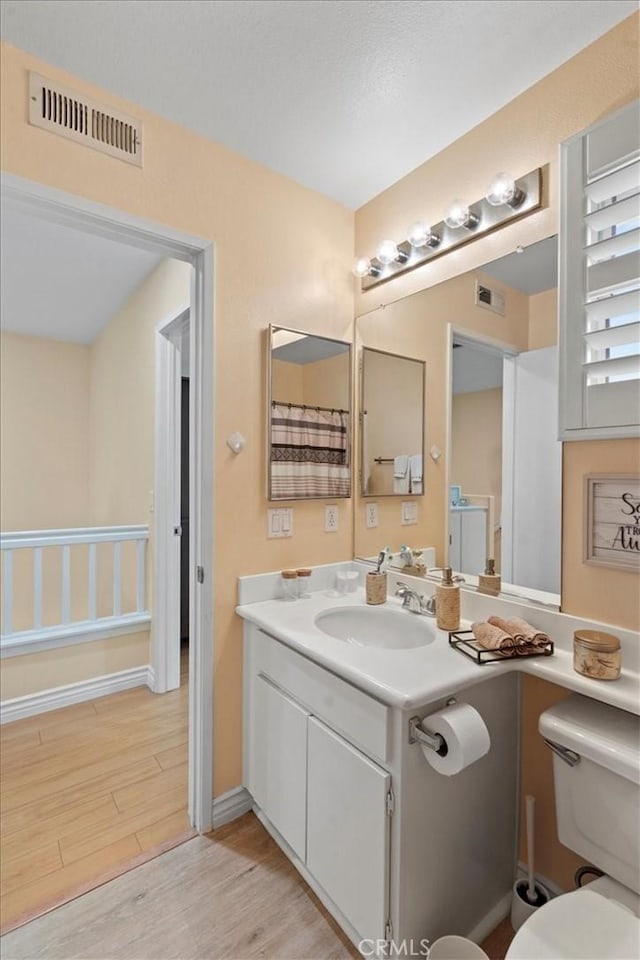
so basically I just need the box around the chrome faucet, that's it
[395,582,436,616]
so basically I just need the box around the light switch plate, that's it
[366,502,379,528]
[268,508,293,538]
[401,501,418,525]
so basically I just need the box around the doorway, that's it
[0,173,214,831]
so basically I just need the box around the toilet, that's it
[506,694,640,959]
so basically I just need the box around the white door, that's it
[306,717,390,943]
[460,509,487,575]
[250,675,308,860]
[502,346,562,594]
[449,510,461,571]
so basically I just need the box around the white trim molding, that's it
[212,786,253,829]
[0,616,150,659]
[0,665,153,724]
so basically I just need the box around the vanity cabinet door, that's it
[306,716,390,942]
[250,674,308,861]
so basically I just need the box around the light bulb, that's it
[408,221,430,248]
[444,199,480,230]
[352,257,372,278]
[486,172,525,208]
[377,240,400,265]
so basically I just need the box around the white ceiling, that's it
[482,236,558,295]
[1,0,636,209]
[452,343,503,396]
[0,206,163,343]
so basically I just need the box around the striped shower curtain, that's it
[271,403,350,499]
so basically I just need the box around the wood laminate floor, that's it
[1,810,514,960]
[0,654,190,934]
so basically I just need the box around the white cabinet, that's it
[307,717,390,943]
[249,674,308,861]
[449,508,487,576]
[244,632,391,944]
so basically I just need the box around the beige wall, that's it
[355,269,528,561]
[0,631,149,700]
[0,41,354,794]
[272,352,350,410]
[353,12,640,891]
[528,288,558,350]
[0,332,90,531]
[89,257,191,620]
[451,387,502,564]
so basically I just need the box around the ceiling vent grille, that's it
[28,72,143,167]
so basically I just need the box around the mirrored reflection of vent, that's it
[28,72,142,167]
[475,281,505,316]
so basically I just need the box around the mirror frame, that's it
[267,324,353,502]
[360,346,426,498]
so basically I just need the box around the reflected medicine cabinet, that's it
[267,325,352,501]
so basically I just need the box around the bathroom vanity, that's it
[240,591,519,951]
[238,566,640,956]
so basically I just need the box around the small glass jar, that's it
[281,570,299,601]
[297,568,312,599]
[573,629,621,681]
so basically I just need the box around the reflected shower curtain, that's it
[271,403,350,499]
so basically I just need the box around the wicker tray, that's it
[448,630,554,665]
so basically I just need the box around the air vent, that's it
[28,72,142,167]
[475,281,505,316]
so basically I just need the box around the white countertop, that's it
[236,588,640,715]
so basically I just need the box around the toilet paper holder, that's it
[408,698,457,756]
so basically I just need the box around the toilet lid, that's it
[506,889,640,960]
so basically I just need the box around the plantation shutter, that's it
[559,100,640,439]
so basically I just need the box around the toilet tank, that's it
[539,694,640,894]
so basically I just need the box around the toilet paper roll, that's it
[420,702,490,776]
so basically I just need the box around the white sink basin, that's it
[315,605,435,650]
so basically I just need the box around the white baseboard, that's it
[0,665,152,724]
[212,786,253,829]
[467,890,513,944]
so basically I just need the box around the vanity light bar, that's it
[357,168,542,291]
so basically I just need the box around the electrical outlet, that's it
[401,501,418,525]
[267,508,293,538]
[325,504,339,532]
[366,502,379,528]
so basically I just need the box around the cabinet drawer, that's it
[254,629,389,763]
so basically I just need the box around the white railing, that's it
[0,525,150,655]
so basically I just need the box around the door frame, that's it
[1,172,215,832]
[445,324,518,572]
[155,306,190,695]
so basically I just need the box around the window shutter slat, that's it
[584,159,640,203]
[585,289,640,323]
[584,320,640,351]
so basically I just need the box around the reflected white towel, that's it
[409,454,423,494]
[393,455,409,478]
[393,455,410,494]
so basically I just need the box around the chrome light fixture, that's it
[354,167,542,290]
[376,240,409,265]
[352,257,380,279]
[486,172,526,208]
[407,221,441,249]
[444,199,480,230]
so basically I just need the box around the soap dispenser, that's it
[435,567,461,631]
[478,558,501,596]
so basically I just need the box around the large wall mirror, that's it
[268,325,352,501]
[354,236,561,607]
[361,348,425,497]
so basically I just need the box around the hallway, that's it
[1,656,190,934]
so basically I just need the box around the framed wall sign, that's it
[584,474,640,572]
